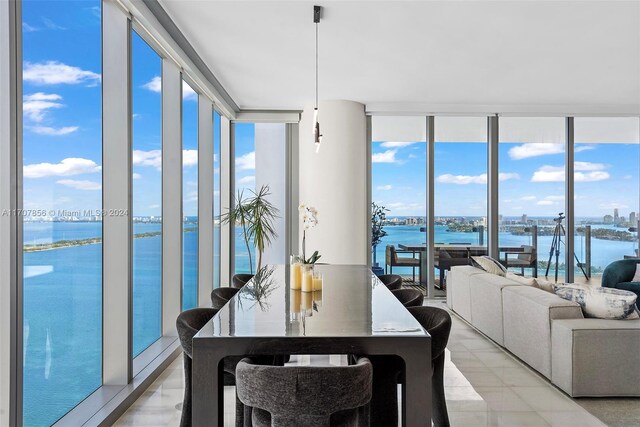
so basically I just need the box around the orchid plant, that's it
[299,203,321,264]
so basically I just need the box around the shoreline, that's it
[24,231,164,253]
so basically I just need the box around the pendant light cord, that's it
[315,21,319,109]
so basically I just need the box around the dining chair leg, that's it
[432,352,450,427]
[180,355,192,427]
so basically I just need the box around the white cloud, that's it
[183,150,198,167]
[236,151,255,170]
[143,76,161,93]
[133,150,162,170]
[386,202,424,212]
[182,82,197,101]
[546,195,564,201]
[531,162,610,182]
[536,200,555,206]
[56,179,101,190]
[508,143,564,160]
[238,176,255,185]
[23,22,39,32]
[23,92,64,122]
[372,150,398,163]
[508,143,595,160]
[41,18,66,30]
[132,173,142,180]
[437,172,519,184]
[376,185,393,191]
[23,61,100,86]
[24,158,101,178]
[520,195,537,201]
[380,141,418,148]
[30,125,78,136]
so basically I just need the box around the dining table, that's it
[192,264,432,426]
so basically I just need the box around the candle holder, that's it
[302,264,314,293]
[290,255,303,290]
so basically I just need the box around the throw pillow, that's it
[534,278,556,293]
[554,283,640,320]
[505,272,537,286]
[632,264,640,282]
[472,256,507,277]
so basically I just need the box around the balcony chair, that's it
[435,250,472,289]
[504,245,537,277]
[378,274,403,290]
[210,287,240,310]
[385,245,420,283]
[391,288,424,307]
[602,258,640,304]
[236,357,373,427]
[232,273,254,289]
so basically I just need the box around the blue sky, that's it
[372,138,639,219]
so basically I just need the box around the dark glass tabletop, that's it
[197,264,427,339]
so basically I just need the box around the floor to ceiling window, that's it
[435,117,488,246]
[233,122,256,274]
[370,116,427,280]
[131,31,162,356]
[213,111,221,289]
[499,117,566,280]
[232,122,287,274]
[182,80,198,310]
[574,117,640,280]
[22,1,103,424]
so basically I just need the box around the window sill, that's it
[53,337,181,427]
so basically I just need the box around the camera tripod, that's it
[545,213,588,282]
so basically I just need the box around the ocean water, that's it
[22,221,636,425]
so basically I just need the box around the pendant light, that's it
[312,5,322,153]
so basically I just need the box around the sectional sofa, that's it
[446,265,640,397]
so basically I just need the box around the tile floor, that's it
[115,301,611,427]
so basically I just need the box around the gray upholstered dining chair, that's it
[232,273,254,289]
[176,308,243,427]
[236,357,373,427]
[378,274,403,290]
[408,306,453,427]
[391,288,424,307]
[211,287,240,310]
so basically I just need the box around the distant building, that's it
[630,212,637,225]
[614,208,620,225]
[604,214,614,224]
[521,214,528,223]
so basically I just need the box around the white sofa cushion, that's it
[472,255,507,276]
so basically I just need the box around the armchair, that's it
[602,259,640,304]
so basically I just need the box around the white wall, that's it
[299,100,367,265]
[255,123,287,265]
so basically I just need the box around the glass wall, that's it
[22,1,103,424]
[182,80,198,310]
[213,111,221,289]
[435,117,488,245]
[499,118,566,280]
[371,116,427,281]
[233,122,256,274]
[131,31,162,356]
[574,117,640,280]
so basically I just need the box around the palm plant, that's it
[221,185,280,273]
[371,202,389,268]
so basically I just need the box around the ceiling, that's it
[159,0,640,113]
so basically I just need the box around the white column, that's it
[102,0,131,385]
[220,116,232,284]
[488,115,500,259]
[255,123,287,265]
[299,100,367,264]
[0,0,18,422]
[162,60,182,334]
[198,98,213,306]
